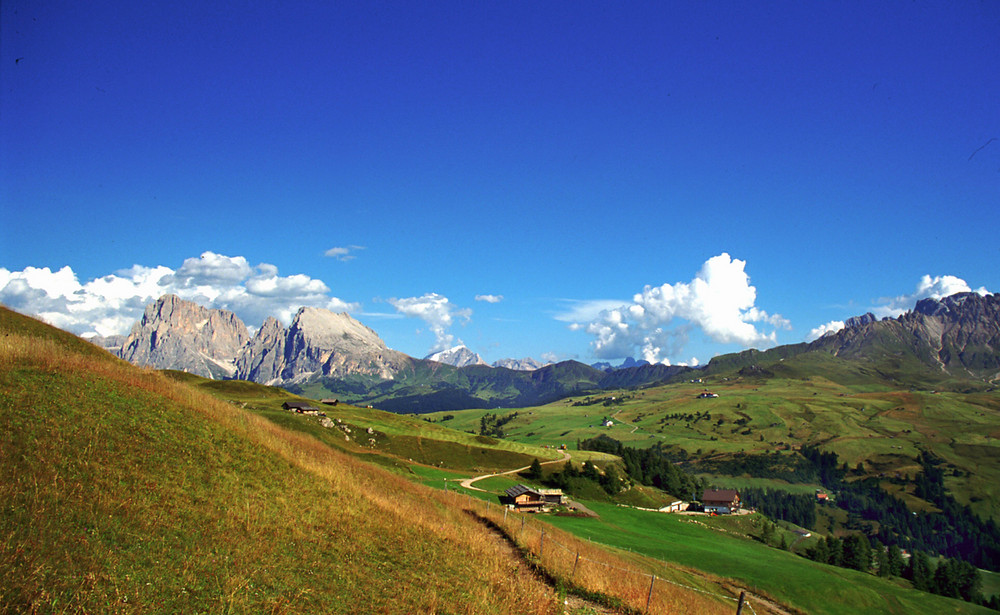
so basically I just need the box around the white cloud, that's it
[873,274,990,318]
[475,294,503,304]
[554,299,628,323]
[324,245,365,262]
[0,251,359,337]
[805,320,845,342]
[388,293,472,353]
[570,253,786,364]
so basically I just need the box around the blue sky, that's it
[2,1,998,366]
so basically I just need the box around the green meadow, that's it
[426,374,1000,520]
[541,503,992,615]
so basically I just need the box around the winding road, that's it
[459,450,572,492]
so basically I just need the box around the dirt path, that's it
[459,450,571,492]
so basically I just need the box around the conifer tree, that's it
[887,544,904,577]
[527,458,542,480]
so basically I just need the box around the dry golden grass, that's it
[1,323,560,614]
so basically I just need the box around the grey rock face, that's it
[276,307,411,383]
[119,294,250,379]
[235,317,287,385]
[117,296,413,384]
[492,357,548,371]
[86,334,127,357]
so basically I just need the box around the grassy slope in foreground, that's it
[0,307,559,614]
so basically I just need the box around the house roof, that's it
[283,401,320,410]
[505,484,541,498]
[702,489,740,502]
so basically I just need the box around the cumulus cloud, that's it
[324,245,365,262]
[388,293,472,352]
[805,320,845,342]
[475,294,503,304]
[0,251,359,337]
[873,274,989,318]
[569,253,788,364]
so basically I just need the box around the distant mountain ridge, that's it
[99,291,1000,413]
[101,295,687,412]
[705,292,1000,384]
[109,295,411,384]
[813,292,1000,379]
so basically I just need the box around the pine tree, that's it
[527,458,542,480]
[887,544,904,577]
[843,534,871,572]
[827,536,844,567]
[907,550,933,592]
[761,521,775,546]
[875,544,890,577]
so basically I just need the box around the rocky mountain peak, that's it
[277,306,409,382]
[119,294,250,379]
[425,345,487,368]
[812,292,1000,380]
[844,312,878,329]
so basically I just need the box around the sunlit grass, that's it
[0,318,560,614]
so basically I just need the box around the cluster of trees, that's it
[541,459,625,496]
[570,395,631,407]
[478,411,518,437]
[657,411,710,425]
[805,536,988,606]
[579,435,705,499]
[741,488,816,529]
[690,450,819,484]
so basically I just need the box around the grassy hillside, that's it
[0,307,562,613]
[428,370,1000,522]
[168,371,567,474]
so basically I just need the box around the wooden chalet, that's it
[503,484,564,511]
[320,399,339,406]
[282,401,321,414]
[701,489,741,514]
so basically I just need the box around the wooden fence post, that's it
[572,552,580,577]
[645,575,656,612]
[736,591,746,615]
[540,531,545,559]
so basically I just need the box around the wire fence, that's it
[448,491,770,614]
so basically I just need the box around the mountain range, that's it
[95,291,999,412]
